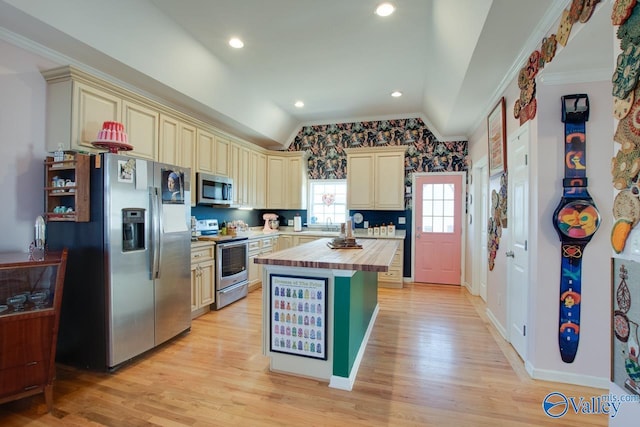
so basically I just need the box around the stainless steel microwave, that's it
[196,173,233,206]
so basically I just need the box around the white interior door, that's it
[507,124,530,361]
[474,159,489,301]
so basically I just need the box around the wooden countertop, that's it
[254,238,399,272]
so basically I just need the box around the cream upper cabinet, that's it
[346,146,407,210]
[214,136,230,177]
[160,114,196,205]
[230,142,250,206]
[346,153,375,209]
[266,152,307,209]
[196,129,215,173]
[249,151,267,209]
[159,114,179,165]
[43,66,160,158]
[43,67,121,153]
[266,155,286,209]
[123,100,159,160]
[75,83,121,151]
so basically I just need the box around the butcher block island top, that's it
[254,238,399,272]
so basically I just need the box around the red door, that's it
[414,174,462,285]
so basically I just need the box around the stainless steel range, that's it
[196,219,249,309]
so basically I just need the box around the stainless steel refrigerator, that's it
[48,153,191,370]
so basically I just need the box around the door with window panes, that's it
[414,174,462,285]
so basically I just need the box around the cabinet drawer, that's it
[0,362,47,398]
[0,316,53,369]
[191,245,214,263]
[261,238,273,249]
[248,240,261,253]
[380,267,402,280]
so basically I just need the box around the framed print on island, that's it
[488,97,507,177]
[270,274,328,360]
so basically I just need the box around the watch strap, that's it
[558,242,585,363]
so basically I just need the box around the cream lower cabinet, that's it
[248,236,278,292]
[346,146,407,210]
[191,244,215,318]
[277,235,293,251]
[294,235,320,246]
[378,244,404,288]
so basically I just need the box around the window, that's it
[421,183,455,233]
[307,180,347,227]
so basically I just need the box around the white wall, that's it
[531,80,612,385]
[0,41,54,251]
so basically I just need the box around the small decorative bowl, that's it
[29,291,49,309]
[7,294,27,312]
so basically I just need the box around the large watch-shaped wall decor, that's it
[552,94,601,363]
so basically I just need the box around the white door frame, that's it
[411,171,467,286]
[471,156,489,300]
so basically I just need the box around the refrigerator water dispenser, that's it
[122,208,145,251]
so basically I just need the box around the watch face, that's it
[555,200,601,239]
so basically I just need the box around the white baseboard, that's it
[485,307,508,340]
[329,303,380,391]
[528,364,609,389]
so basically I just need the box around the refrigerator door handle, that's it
[150,187,161,279]
[156,186,164,279]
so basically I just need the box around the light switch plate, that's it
[288,219,294,226]
[398,216,406,224]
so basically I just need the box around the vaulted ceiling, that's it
[0,0,611,149]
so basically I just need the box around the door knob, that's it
[506,251,515,258]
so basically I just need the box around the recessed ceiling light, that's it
[229,37,244,49]
[375,2,395,17]
[294,101,305,108]
[391,91,402,97]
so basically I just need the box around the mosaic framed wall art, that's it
[612,258,640,396]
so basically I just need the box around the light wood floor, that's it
[1,283,607,426]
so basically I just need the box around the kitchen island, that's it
[254,237,399,390]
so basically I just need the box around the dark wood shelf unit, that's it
[0,249,68,412]
[44,153,90,222]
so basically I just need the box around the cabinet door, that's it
[230,143,250,206]
[123,100,159,160]
[197,129,215,173]
[75,82,121,150]
[375,152,405,210]
[179,123,197,206]
[286,156,305,209]
[250,151,267,209]
[159,114,179,165]
[267,155,286,209]
[277,235,293,251]
[190,264,199,312]
[214,136,230,177]
[347,154,374,209]
[294,236,320,246]
[248,254,261,287]
[199,260,215,306]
